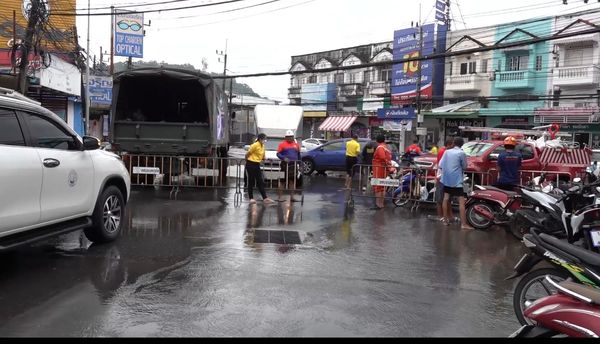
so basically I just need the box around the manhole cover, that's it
[253,230,302,245]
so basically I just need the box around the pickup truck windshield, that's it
[462,142,494,157]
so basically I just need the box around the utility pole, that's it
[109,6,114,75]
[217,39,228,91]
[85,0,91,135]
[18,0,41,94]
[415,5,425,149]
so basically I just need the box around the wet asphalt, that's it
[0,175,528,337]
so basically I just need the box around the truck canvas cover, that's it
[254,105,303,138]
[111,67,229,155]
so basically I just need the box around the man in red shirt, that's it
[435,138,455,220]
[405,140,422,155]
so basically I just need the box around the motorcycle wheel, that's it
[513,268,571,326]
[392,190,410,207]
[465,201,495,230]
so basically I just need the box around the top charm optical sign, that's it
[114,11,143,58]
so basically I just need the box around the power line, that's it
[50,0,248,16]
[213,26,600,79]
[151,0,283,20]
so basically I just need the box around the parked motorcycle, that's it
[509,179,600,241]
[510,276,600,338]
[392,160,436,207]
[507,228,600,326]
[464,183,525,230]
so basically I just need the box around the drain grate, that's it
[253,230,302,245]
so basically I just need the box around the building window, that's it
[308,75,317,84]
[363,70,371,83]
[535,55,543,71]
[480,59,488,73]
[460,63,468,75]
[381,67,391,82]
[497,60,502,72]
[448,62,452,76]
[469,61,477,74]
[507,55,529,71]
[335,73,344,84]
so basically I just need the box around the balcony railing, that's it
[339,83,364,97]
[367,81,391,96]
[445,74,483,92]
[288,86,301,99]
[553,65,600,87]
[495,70,535,89]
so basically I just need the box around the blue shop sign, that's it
[377,107,416,120]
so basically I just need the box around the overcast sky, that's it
[75,0,600,102]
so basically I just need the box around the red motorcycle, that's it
[465,184,524,230]
[510,276,600,338]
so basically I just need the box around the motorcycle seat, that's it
[539,233,600,267]
[480,185,519,197]
[559,280,600,305]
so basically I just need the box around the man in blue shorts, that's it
[439,137,474,230]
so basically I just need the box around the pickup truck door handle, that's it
[43,158,60,168]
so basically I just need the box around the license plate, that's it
[590,229,600,248]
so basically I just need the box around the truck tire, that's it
[85,186,125,244]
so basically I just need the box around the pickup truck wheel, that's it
[85,186,125,243]
[302,158,315,175]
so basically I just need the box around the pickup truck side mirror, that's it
[489,153,499,161]
[83,136,100,150]
[244,145,250,151]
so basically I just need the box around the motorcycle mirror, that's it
[573,177,582,183]
[597,187,600,193]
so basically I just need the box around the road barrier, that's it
[122,154,303,205]
[348,162,581,210]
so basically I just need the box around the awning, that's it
[319,115,357,131]
[553,33,599,46]
[303,111,327,118]
[423,111,479,119]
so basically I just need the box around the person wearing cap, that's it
[277,130,302,201]
[344,133,361,189]
[496,136,522,191]
[245,133,275,204]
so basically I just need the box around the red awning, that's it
[318,116,357,132]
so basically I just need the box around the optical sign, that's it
[114,10,143,58]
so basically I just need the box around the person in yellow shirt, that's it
[344,133,361,189]
[245,133,274,204]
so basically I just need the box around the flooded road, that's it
[0,176,527,337]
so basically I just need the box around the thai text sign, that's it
[377,107,416,120]
[114,11,144,58]
[88,76,113,108]
[392,24,435,105]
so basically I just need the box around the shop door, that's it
[574,133,590,149]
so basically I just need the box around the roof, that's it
[319,116,358,132]
[432,101,479,113]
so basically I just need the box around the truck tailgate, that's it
[540,147,591,166]
[114,121,211,155]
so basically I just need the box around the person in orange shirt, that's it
[372,135,392,209]
[405,139,422,155]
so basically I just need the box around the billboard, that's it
[301,83,337,111]
[114,10,144,58]
[38,53,81,96]
[391,23,435,105]
[0,0,77,53]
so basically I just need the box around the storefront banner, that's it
[87,76,112,108]
[383,119,413,131]
[37,54,81,96]
[377,107,416,120]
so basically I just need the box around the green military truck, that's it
[110,67,230,186]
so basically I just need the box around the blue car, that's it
[301,138,399,175]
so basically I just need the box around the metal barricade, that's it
[122,154,303,206]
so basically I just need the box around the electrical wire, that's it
[51,0,248,16]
